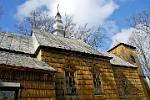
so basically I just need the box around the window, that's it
[65,66,76,95]
[0,91,16,100]
[122,80,129,95]
[130,55,136,63]
[0,82,20,100]
[92,67,103,95]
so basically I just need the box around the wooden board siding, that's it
[37,49,120,100]
[0,67,56,100]
[109,44,150,99]
[108,45,139,66]
[112,66,147,100]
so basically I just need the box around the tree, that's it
[63,14,76,38]
[62,15,105,49]
[28,9,54,32]
[86,26,105,49]
[16,9,54,35]
[16,9,105,49]
[15,19,31,35]
[128,11,150,80]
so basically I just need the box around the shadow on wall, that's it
[113,69,142,100]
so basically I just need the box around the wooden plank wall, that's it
[112,66,147,100]
[0,68,56,100]
[38,49,120,100]
[109,44,150,99]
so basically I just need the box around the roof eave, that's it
[108,43,136,52]
[35,45,112,60]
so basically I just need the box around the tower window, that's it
[130,55,136,63]
[122,80,129,95]
[65,66,76,95]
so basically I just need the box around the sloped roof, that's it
[0,32,34,54]
[108,53,136,67]
[32,29,109,58]
[0,30,135,68]
[108,42,136,52]
[0,51,55,71]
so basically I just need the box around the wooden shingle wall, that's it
[109,44,150,99]
[112,66,147,100]
[0,67,56,100]
[37,49,120,100]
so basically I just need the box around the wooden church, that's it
[0,10,149,100]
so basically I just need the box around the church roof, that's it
[0,30,135,69]
[32,29,109,58]
[0,32,34,54]
[0,50,55,71]
[0,31,109,58]
[108,42,136,52]
[108,53,136,67]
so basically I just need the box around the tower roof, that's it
[108,42,136,52]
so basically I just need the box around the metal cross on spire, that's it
[57,4,59,13]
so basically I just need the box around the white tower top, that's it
[53,4,64,37]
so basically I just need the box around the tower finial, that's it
[53,4,64,37]
[57,4,59,13]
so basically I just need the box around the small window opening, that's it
[65,66,76,95]
[92,67,103,95]
[130,55,136,63]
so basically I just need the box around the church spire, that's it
[53,4,64,37]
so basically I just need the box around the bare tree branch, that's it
[128,11,150,80]
[15,9,54,35]
[15,9,105,49]
[63,14,76,38]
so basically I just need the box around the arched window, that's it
[65,66,76,95]
[92,67,103,95]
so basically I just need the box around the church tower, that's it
[53,5,64,37]
[108,43,150,99]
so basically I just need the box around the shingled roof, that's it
[32,29,109,58]
[0,32,34,54]
[108,42,136,52]
[107,53,136,67]
[0,50,55,71]
[0,30,135,68]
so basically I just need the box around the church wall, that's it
[112,66,147,100]
[0,66,56,100]
[109,44,150,99]
[37,48,120,100]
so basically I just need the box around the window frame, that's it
[0,82,20,100]
[130,55,136,63]
[65,66,76,95]
[92,67,103,95]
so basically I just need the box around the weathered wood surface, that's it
[112,66,147,100]
[0,68,56,100]
[0,32,34,54]
[0,51,55,71]
[38,49,120,100]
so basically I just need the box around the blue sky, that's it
[0,0,150,50]
[110,0,150,30]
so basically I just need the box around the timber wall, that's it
[109,44,150,99]
[37,49,120,100]
[112,66,147,100]
[0,67,56,100]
